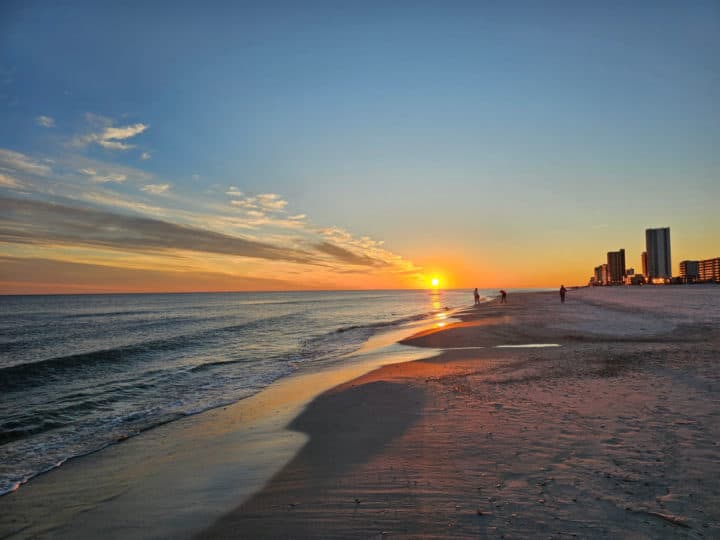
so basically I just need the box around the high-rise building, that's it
[698,257,720,282]
[601,263,609,285]
[680,260,699,281]
[594,265,604,285]
[607,249,626,284]
[641,251,648,278]
[645,228,672,282]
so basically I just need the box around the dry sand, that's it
[198,287,720,539]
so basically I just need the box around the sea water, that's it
[0,288,495,495]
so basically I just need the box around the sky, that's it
[1,0,718,293]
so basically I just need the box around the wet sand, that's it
[198,288,720,539]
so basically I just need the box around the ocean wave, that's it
[0,372,277,497]
[188,357,254,373]
[0,419,66,445]
[332,312,433,334]
[63,308,165,319]
[0,312,307,391]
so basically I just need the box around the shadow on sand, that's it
[196,380,424,539]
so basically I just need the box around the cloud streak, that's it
[0,173,23,189]
[141,183,170,195]
[0,196,317,265]
[73,118,149,151]
[78,168,127,183]
[0,196,417,276]
[314,241,388,267]
[36,115,55,128]
[0,148,52,176]
[229,192,288,213]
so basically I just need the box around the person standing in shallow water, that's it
[559,285,567,303]
[473,288,480,305]
[499,290,507,303]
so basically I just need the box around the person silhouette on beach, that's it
[473,288,480,305]
[499,290,507,304]
[559,285,567,303]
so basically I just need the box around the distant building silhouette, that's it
[624,268,645,285]
[607,249,626,285]
[641,251,648,279]
[679,258,719,283]
[645,228,672,282]
[593,265,604,285]
[698,257,720,282]
[680,260,699,282]
[601,263,609,285]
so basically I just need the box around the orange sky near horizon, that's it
[1,202,716,295]
[0,240,675,295]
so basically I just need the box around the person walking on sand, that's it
[499,289,507,304]
[473,288,480,305]
[559,284,567,303]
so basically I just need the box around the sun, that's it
[431,277,440,288]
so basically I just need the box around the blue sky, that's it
[1,1,718,291]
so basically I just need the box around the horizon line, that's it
[0,286,562,297]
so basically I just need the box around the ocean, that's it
[0,288,497,496]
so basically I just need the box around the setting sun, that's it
[431,277,440,288]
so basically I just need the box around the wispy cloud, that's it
[229,191,288,212]
[0,173,23,189]
[36,115,55,128]
[78,168,126,183]
[318,225,419,273]
[0,148,52,176]
[140,152,151,160]
[80,192,167,215]
[73,114,149,151]
[257,193,287,210]
[0,196,315,264]
[0,194,419,277]
[314,241,385,267]
[62,155,154,187]
[141,183,170,195]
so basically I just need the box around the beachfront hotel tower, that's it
[645,227,672,282]
[699,257,720,282]
[680,260,700,281]
[607,249,626,285]
[641,252,648,278]
[679,258,719,283]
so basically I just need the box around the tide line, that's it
[442,344,561,350]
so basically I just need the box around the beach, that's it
[198,286,720,538]
[2,286,719,538]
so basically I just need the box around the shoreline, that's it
[0,306,458,539]
[0,302,458,499]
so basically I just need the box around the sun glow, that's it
[431,277,439,288]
